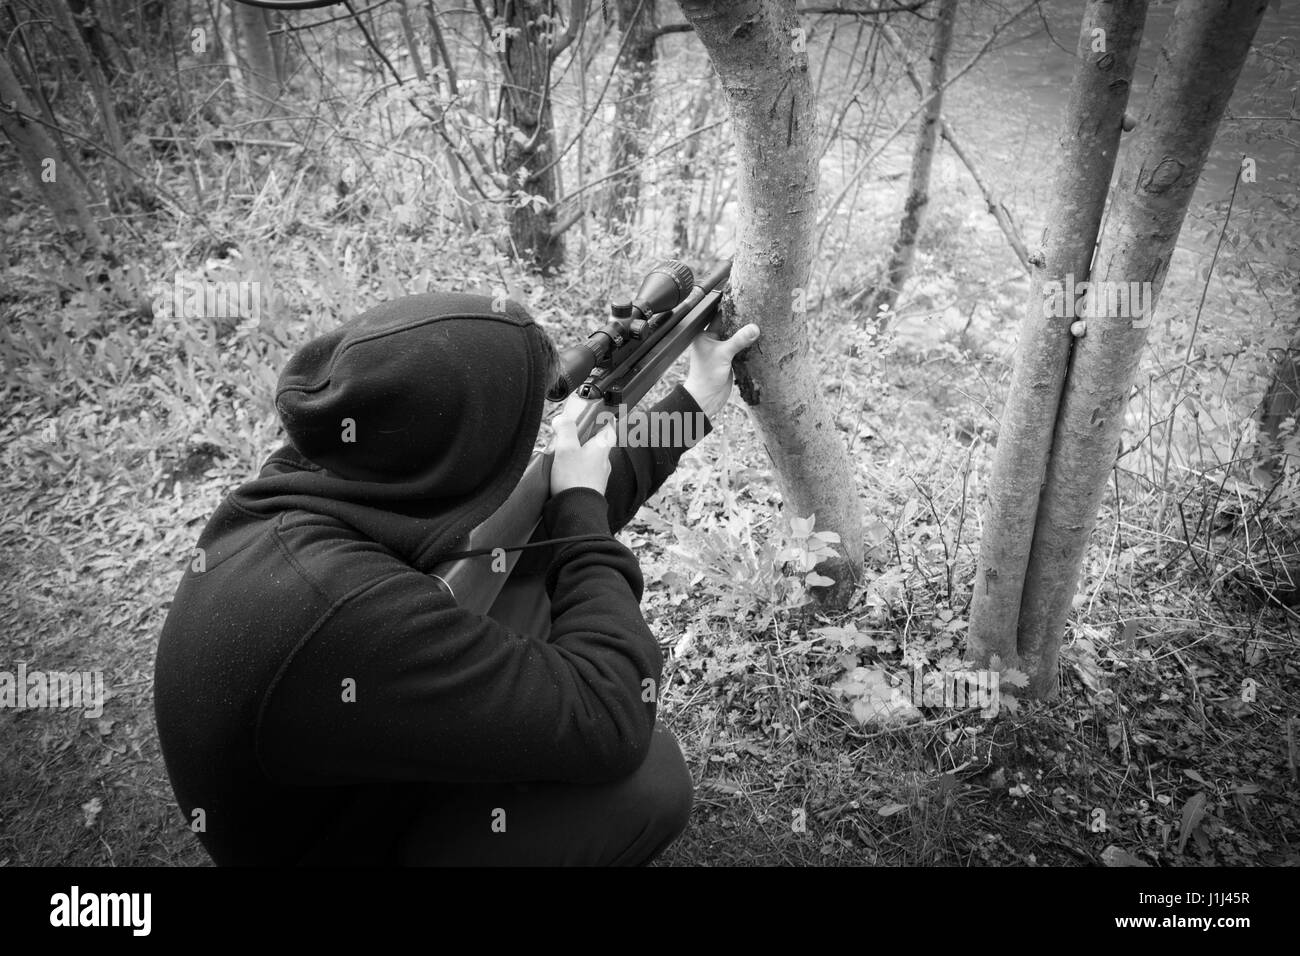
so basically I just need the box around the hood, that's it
[232,292,550,573]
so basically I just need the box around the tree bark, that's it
[499,0,566,272]
[870,0,958,320]
[672,79,712,254]
[2,3,100,204]
[0,49,103,248]
[398,0,428,81]
[1253,332,1300,483]
[604,0,660,233]
[425,0,482,230]
[1016,0,1270,697]
[50,0,127,202]
[967,0,1148,672]
[230,0,281,107]
[678,0,864,603]
[67,0,126,78]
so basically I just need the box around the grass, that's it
[2,194,1295,867]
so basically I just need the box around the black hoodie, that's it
[153,292,708,865]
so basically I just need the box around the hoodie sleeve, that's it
[254,487,662,787]
[603,383,712,534]
[510,383,713,577]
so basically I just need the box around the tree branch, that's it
[652,0,934,38]
[648,22,693,40]
[548,202,584,237]
[878,19,1031,271]
[549,0,589,61]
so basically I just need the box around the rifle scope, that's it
[546,260,695,402]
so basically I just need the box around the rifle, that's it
[429,258,732,614]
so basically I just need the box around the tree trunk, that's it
[678,0,864,603]
[878,19,1029,272]
[2,3,101,205]
[499,0,565,272]
[67,0,126,78]
[398,0,428,81]
[1016,0,1269,697]
[425,0,482,230]
[230,0,281,107]
[870,0,958,320]
[0,49,103,248]
[50,0,127,202]
[604,0,659,233]
[672,78,712,254]
[1252,331,1300,483]
[968,0,1148,671]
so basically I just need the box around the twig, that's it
[1154,159,1245,537]
[817,0,1042,232]
[0,101,210,233]
[147,135,299,149]
[548,0,588,61]
[876,18,1030,272]
[344,0,404,86]
[268,0,395,35]
[529,0,647,182]
[556,118,726,206]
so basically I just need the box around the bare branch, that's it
[548,0,588,61]
[652,0,935,38]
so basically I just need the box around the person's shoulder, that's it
[271,511,435,606]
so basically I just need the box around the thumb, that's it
[591,423,618,448]
[723,324,760,358]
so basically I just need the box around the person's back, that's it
[154,290,758,865]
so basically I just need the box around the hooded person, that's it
[153,290,759,866]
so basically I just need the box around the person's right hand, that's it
[549,393,617,497]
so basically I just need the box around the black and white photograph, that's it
[0,0,1294,929]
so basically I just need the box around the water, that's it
[961,0,1299,255]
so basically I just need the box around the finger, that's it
[551,393,586,445]
[559,391,585,422]
[722,323,760,358]
[589,423,618,448]
[552,411,579,450]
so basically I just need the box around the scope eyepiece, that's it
[546,344,599,401]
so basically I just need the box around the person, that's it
[153,288,759,865]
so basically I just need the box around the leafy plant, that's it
[661,510,842,630]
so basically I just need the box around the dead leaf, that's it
[1177,792,1208,854]
[1101,845,1150,867]
[699,779,742,796]
[81,797,103,828]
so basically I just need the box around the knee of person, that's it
[626,727,694,839]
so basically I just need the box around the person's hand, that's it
[549,392,617,496]
[683,323,760,422]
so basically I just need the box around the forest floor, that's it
[2,108,1298,867]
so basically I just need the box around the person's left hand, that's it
[683,323,760,422]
